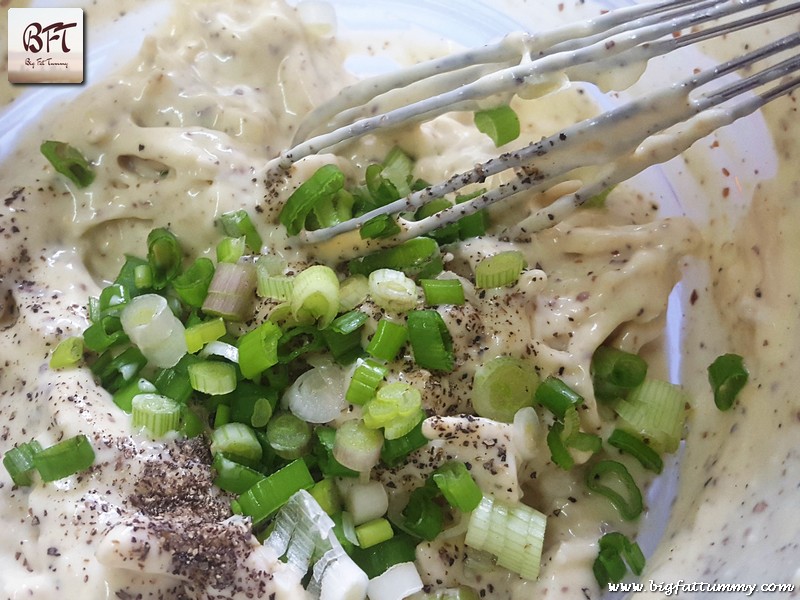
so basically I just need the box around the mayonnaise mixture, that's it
[0,1,797,599]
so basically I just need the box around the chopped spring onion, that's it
[330,310,368,335]
[614,379,686,454]
[381,146,414,197]
[279,163,345,236]
[198,340,238,362]
[82,317,128,353]
[256,272,294,301]
[471,356,538,422]
[473,105,521,147]
[355,517,394,549]
[146,228,182,290]
[546,422,574,470]
[346,358,388,405]
[592,531,646,587]
[368,269,418,313]
[216,236,246,264]
[591,345,648,401]
[120,294,187,368]
[407,309,454,372]
[112,377,156,413]
[212,452,265,494]
[314,426,359,478]
[134,264,153,289]
[187,360,237,395]
[211,422,263,464]
[607,428,663,474]
[380,420,428,467]
[474,251,525,289]
[91,346,148,393]
[534,376,583,419]
[40,140,95,188]
[401,485,444,541]
[154,354,200,403]
[366,318,407,362]
[707,353,748,411]
[265,490,369,600]
[291,264,340,328]
[172,257,215,308]
[202,261,257,322]
[98,284,131,318]
[3,440,43,486]
[333,419,384,473]
[432,461,482,512]
[237,459,315,525]
[415,198,459,244]
[266,411,312,460]
[184,317,227,354]
[361,214,401,240]
[309,478,342,516]
[131,393,182,437]
[585,460,643,521]
[420,278,465,306]
[464,494,547,581]
[32,434,95,482]
[348,237,442,279]
[583,185,616,209]
[220,209,263,253]
[363,382,424,440]
[366,561,425,600]
[237,321,281,379]
[284,360,347,423]
[350,532,418,579]
[50,336,84,369]
[339,274,369,311]
[214,404,231,428]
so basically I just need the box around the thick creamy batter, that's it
[0,1,797,599]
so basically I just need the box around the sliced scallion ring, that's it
[131,393,182,438]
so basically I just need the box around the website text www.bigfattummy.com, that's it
[608,580,796,596]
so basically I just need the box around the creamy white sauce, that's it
[0,1,798,599]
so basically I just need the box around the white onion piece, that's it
[511,406,540,461]
[121,295,187,368]
[337,479,388,525]
[199,340,240,363]
[368,269,418,313]
[284,360,347,423]
[121,294,176,346]
[366,562,423,600]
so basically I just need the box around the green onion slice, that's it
[266,412,312,460]
[380,420,428,467]
[131,393,182,437]
[187,360,237,395]
[534,376,583,419]
[211,422,263,464]
[40,140,95,188]
[184,317,227,354]
[607,428,663,474]
[585,460,643,521]
[3,440,43,486]
[591,345,648,401]
[471,356,538,422]
[368,269,418,313]
[237,321,281,379]
[363,382,424,440]
[355,517,394,549]
[32,434,95,482]
[592,531,646,587]
[346,358,388,405]
[212,452,265,495]
[348,237,442,279]
[464,494,546,581]
[216,236,246,264]
[474,251,525,289]
[202,261,257,322]
[366,318,408,362]
[407,310,454,372]
[50,336,84,369]
[237,459,315,525]
[420,278,465,306]
[432,461,482,512]
[473,105,521,147]
[172,257,215,308]
[614,379,686,454]
[146,228,182,290]
[291,264,340,328]
[220,209,263,253]
[707,353,748,411]
[333,419,384,473]
[360,214,401,240]
[279,164,345,236]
